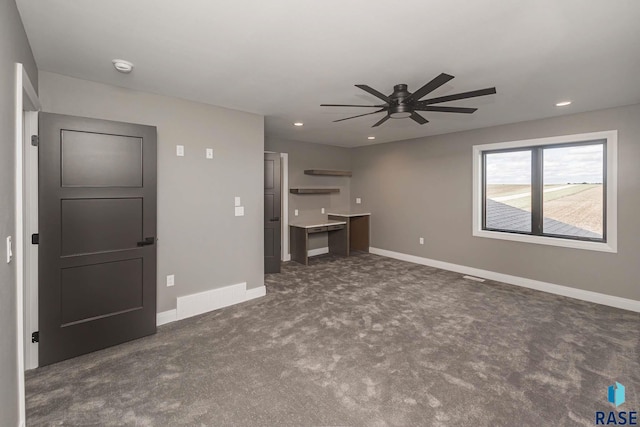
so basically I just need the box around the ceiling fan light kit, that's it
[321,73,496,127]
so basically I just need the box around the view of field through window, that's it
[485,150,532,232]
[485,143,604,239]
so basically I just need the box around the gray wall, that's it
[351,103,640,301]
[265,138,352,250]
[0,0,38,424]
[39,72,264,312]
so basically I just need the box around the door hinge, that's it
[31,331,39,343]
[31,233,39,245]
[31,135,38,147]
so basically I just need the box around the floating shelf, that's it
[304,169,352,177]
[290,188,340,194]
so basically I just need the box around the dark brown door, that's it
[264,153,281,273]
[38,113,157,366]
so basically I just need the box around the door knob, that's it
[137,237,155,247]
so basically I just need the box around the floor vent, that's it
[463,275,486,282]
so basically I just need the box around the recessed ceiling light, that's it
[112,59,134,74]
[293,122,304,127]
[367,136,376,140]
[555,101,572,107]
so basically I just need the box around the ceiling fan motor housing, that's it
[389,84,412,118]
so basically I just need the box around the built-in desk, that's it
[327,212,371,255]
[289,219,348,265]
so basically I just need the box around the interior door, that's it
[38,113,157,366]
[264,153,281,273]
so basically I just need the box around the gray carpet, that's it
[26,253,639,426]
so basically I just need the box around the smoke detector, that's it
[112,59,134,74]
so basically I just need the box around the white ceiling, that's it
[16,0,640,147]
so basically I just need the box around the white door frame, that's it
[265,151,289,262]
[280,153,289,261]
[15,62,40,427]
[23,110,38,371]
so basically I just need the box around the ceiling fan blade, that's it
[415,105,477,114]
[355,85,391,103]
[321,104,386,108]
[333,108,386,123]
[372,115,390,127]
[421,87,497,105]
[410,112,428,125]
[404,73,454,103]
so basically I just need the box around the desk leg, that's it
[350,215,370,253]
[289,226,309,265]
[328,215,350,256]
[328,227,348,257]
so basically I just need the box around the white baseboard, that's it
[176,282,263,321]
[156,309,177,326]
[157,283,266,326]
[282,248,328,262]
[308,247,329,257]
[246,286,267,299]
[370,247,640,313]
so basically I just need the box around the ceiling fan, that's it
[321,73,496,127]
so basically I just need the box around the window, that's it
[473,131,617,252]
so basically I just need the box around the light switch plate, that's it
[234,196,241,207]
[419,237,424,245]
[176,145,185,157]
[294,209,299,216]
[6,236,12,263]
[235,206,245,216]
[166,274,175,287]
[356,198,362,204]
[321,208,325,214]
[206,148,213,159]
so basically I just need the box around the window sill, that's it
[472,229,617,253]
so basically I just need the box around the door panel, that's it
[264,194,274,221]
[264,228,275,258]
[39,113,157,366]
[60,259,143,326]
[264,153,281,274]
[264,159,274,189]
[61,198,143,256]
[61,130,143,187]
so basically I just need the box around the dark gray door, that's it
[264,153,281,273]
[38,113,157,366]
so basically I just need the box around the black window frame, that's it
[481,139,607,243]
